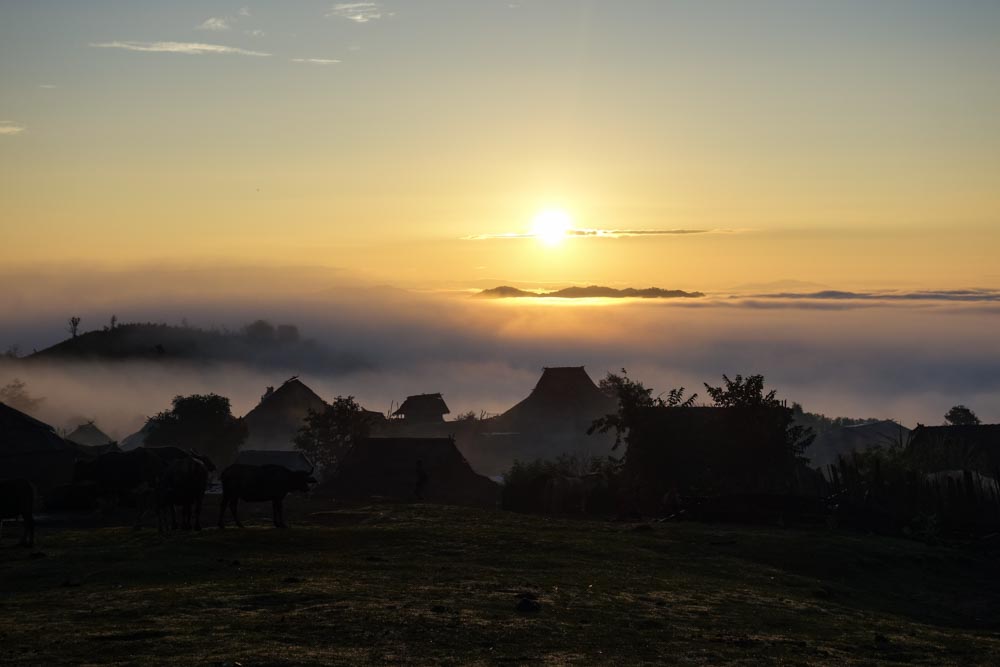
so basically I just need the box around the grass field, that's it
[2,499,999,665]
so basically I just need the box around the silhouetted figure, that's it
[414,459,428,500]
[218,464,316,529]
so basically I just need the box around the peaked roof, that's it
[66,422,114,448]
[494,366,616,428]
[0,401,73,455]
[807,420,911,469]
[244,378,327,421]
[908,424,1000,473]
[393,393,450,417]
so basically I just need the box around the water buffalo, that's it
[218,464,315,529]
[74,448,166,527]
[156,457,209,533]
[0,479,36,547]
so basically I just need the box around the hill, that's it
[22,322,366,372]
[477,285,705,299]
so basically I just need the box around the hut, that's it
[0,401,77,491]
[243,377,328,450]
[329,437,498,508]
[807,420,911,471]
[907,424,1000,474]
[66,421,115,448]
[393,394,450,423]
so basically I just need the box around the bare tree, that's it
[68,316,81,338]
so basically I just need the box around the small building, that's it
[393,393,450,423]
[907,424,1000,474]
[243,377,328,450]
[66,421,115,449]
[0,401,77,491]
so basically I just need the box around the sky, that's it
[2,0,999,287]
[1,2,999,429]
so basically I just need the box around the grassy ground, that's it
[1,499,999,666]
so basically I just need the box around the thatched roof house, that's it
[493,366,615,430]
[329,437,498,508]
[66,421,114,448]
[907,424,1000,474]
[393,394,450,423]
[808,420,910,471]
[0,401,77,490]
[243,377,328,450]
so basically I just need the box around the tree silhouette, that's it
[294,395,372,472]
[944,405,981,426]
[146,393,248,465]
[589,369,697,450]
[703,374,779,408]
[0,378,43,414]
[68,316,81,338]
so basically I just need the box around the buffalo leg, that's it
[193,495,203,531]
[21,510,34,548]
[231,497,243,528]
[218,493,229,528]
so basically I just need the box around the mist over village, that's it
[3,2,1000,665]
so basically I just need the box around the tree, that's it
[704,373,814,457]
[944,405,980,426]
[294,396,372,472]
[243,319,276,343]
[0,378,43,414]
[703,374,779,408]
[589,369,697,450]
[146,393,248,465]
[68,316,81,338]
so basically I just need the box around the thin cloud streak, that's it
[327,2,390,23]
[0,122,25,135]
[291,58,342,65]
[90,41,270,57]
[463,228,732,240]
[196,17,231,31]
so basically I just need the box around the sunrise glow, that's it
[531,209,573,246]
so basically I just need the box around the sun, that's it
[531,208,573,246]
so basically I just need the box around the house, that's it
[393,393,450,423]
[907,424,1000,474]
[66,421,115,448]
[807,420,911,471]
[0,401,77,491]
[462,367,617,476]
[327,437,499,508]
[242,377,328,450]
[623,406,814,513]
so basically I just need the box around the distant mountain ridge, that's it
[19,322,367,372]
[478,285,705,299]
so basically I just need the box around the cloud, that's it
[464,228,731,240]
[245,29,265,37]
[38,84,56,89]
[238,7,252,18]
[0,121,25,136]
[744,289,1000,303]
[327,2,390,23]
[2,266,1000,433]
[90,41,270,57]
[196,17,231,31]
[291,58,342,65]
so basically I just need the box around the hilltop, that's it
[477,285,705,299]
[19,321,366,372]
